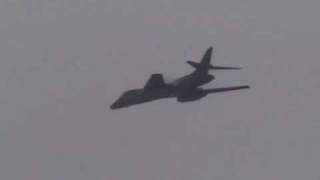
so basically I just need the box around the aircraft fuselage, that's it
[110,87,175,109]
[110,72,214,109]
[110,46,249,110]
[171,70,214,90]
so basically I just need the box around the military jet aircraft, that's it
[110,47,249,110]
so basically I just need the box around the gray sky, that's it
[1,0,320,179]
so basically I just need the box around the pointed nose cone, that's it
[110,102,121,110]
[110,103,117,110]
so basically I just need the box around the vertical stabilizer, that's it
[186,47,213,71]
[200,46,213,66]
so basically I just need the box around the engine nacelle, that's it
[177,89,207,102]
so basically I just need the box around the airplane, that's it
[110,47,249,110]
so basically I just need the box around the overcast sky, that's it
[1,0,320,179]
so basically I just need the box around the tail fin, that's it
[200,46,213,66]
[186,47,241,70]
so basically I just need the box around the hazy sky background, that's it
[1,0,320,179]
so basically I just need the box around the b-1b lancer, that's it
[110,47,249,110]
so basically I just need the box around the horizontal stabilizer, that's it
[144,74,165,90]
[186,47,241,70]
[187,61,241,70]
[203,85,249,93]
[186,61,213,68]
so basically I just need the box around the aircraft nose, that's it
[110,100,125,110]
[110,102,120,110]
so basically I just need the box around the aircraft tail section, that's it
[186,46,242,70]
[187,61,214,69]
[200,46,213,66]
[186,47,213,71]
[143,74,165,90]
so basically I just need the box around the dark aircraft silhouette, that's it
[110,47,249,110]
